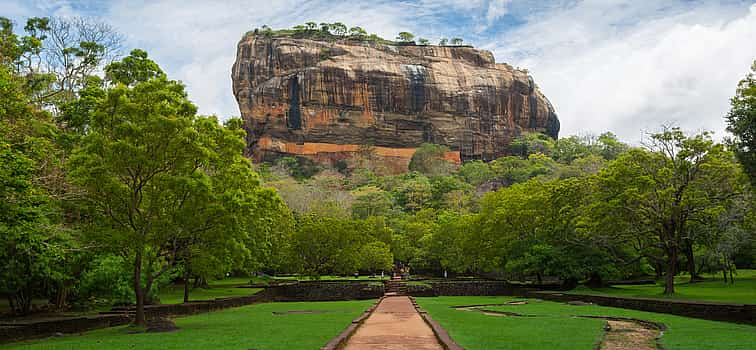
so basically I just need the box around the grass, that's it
[6,300,374,350]
[416,296,756,350]
[567,269,756,304]
[156,277,263,304]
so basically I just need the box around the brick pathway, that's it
[343,296,443,350]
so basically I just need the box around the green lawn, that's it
[157,277,262,304]
[6,300,374,350]
[416,296,756,350]
[567,269,756,304]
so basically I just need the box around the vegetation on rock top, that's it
[248,22,470,47]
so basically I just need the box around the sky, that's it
[3,0,756,143]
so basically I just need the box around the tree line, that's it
[253,22,466,47]
[1,15,754,327]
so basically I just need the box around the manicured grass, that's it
[6,300,374,350]
[568,269,756,304]
[416,296,756,350]
[157,285,262,304]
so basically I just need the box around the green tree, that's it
[510,132,555,158]
[319,22,331,34]
[358,241,393,274]
[331,22,347,36]
[0,25,73,315]
[418,38,430,45]
[67,50,279,324]
[105,48,164,86]
[352,187,394,218]
[457,160,495,186]
[396,32,415,43]
[450,38,463,46]
[592,127,742,293]
[348,26,367,39]
[438,38,448,46]
[392,173,433,212]
[289,215,363,277]
[726,60,756,186]
[409,143,454,176]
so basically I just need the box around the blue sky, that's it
[3,0,756,142]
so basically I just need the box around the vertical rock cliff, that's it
[232,33,559,172]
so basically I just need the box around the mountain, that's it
[232,32,559,173]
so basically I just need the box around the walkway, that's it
[343,296,444,350]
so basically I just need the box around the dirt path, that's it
[343,296,443,350]
[600,320,660,350]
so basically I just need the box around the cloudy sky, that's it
[3,0,755,142]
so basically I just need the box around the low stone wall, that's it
[527,291,756,325]
[0,314,130,343]
[409,280,517,296]
[265,281,384,301]
[1,291,271,343]
[141,292,270,318]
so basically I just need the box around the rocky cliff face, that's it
[232,34,559,172]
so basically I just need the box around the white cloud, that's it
[6,0,755,144]
[103,0,415,119]
[486,0,511,26]
[486,2,756,142]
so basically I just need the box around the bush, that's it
[79,255,134,305]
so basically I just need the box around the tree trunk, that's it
[729,268,734,284]
[684,240,700,282]
[133,251,146,327]
[183,267,190,303]
[722,269,728,283]
[663,245,677,294]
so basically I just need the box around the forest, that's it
[1,16,754,329]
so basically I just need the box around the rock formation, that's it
[232,33,559,172]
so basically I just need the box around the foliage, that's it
[726,60,756,186]
[396,32,415,43]
[358,241,393,273]
[67,50,286,324]
[408,143,455,176]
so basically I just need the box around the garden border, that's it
[525,290,755,325]
[320,296,383,350]
[410,296,464,350]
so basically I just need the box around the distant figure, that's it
[444,269,447,279]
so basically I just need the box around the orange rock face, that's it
[232,33,559,172]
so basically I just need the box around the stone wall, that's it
[0,314,130,343]
[1,292,270,343]
[265,281,384,301]
[404,280,522,297]
[526,291,755,325]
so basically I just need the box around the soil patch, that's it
[145,317,179,333]
[600,320,661,350]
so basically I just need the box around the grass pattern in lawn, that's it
[416,296,756,350]
[5,300,374,350]
[567,270,756,305]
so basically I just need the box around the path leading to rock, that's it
[343,296,444,350]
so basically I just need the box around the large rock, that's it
[232,33,559,172]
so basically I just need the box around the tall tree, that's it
[726,60,756,186]
[67,50,279,325]
[594,127,741,293]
